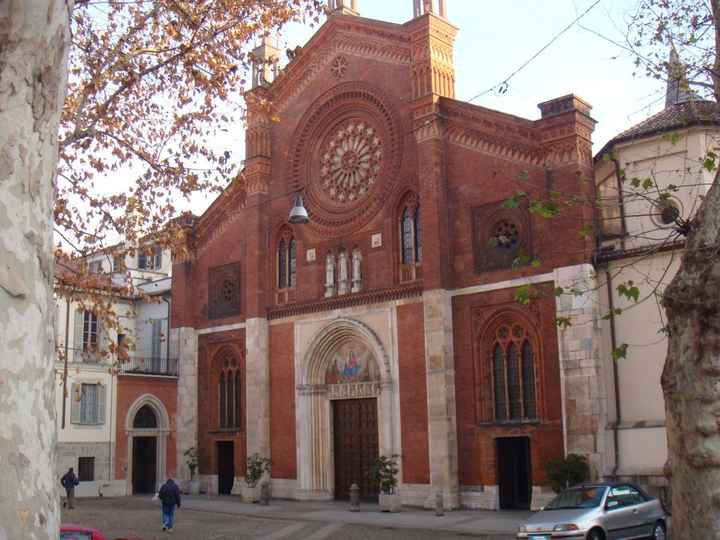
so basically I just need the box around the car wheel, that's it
[651,521,666,540]
[587,528,604,540]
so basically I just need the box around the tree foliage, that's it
[627,0,720,101]
[53,0,322,357]
[57,0,321,254]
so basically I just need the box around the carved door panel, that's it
[333,398,379,500]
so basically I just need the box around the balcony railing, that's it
[73,348,103,364]
[119,356,178,376]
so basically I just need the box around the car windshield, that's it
[545,487,607,510]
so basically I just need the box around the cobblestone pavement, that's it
[61,497,516,540]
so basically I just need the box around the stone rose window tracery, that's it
[491,220,519,250]
[319,122,383,206]
[208,263,241,319]
[473,200,532,273]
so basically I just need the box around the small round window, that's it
[491,220,519,250]
[652,198,682,227]
[221,279,237,302]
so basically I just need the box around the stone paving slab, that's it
[178,495,529,536]
[61,496,525,539]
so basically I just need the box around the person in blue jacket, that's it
[158,478,182,532]
[60,467,79,509]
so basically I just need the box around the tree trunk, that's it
[662,172,720,539]
[0,1,71,539]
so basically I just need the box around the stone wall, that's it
[57,442,124,497]
[553,264,608,477]
[174,327,198,485]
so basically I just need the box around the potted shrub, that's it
[183,447,200,495]
[545,453,589,493]
[370,455,401,512]
[243,453,271,503]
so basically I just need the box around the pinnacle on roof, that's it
[327,0,359,17]
[251,35,280,89]
[665,44,695,108]
[413,0,447,18]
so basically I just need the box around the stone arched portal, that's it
[296,318,397,500]
[125,394,170,495]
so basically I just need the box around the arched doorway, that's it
[125,395,170,495]
[132,406,158,493]
[296,318,398,501]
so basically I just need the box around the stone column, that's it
[245,318,270,459]
[174,327,198,485]
[553,264,608,478]
[423,289,459,508]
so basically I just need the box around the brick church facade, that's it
[170,0,604,510]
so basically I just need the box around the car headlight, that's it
[518,525,527,533]
[553,524,580,532]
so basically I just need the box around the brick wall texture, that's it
[168,9,597,502]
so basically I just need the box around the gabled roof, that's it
[596,100,720,160]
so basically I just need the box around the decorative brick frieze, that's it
[267,283,422,320]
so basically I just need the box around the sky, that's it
[183,0,667,215]
[292,0,665,148]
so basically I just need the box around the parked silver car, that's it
[516,482,667,540]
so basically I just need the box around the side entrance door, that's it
[497,436,531,510]
[132,436,157,494]
[333,398,379,500]
[217,441,235,495]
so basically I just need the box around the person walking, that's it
[158,478,181,532]
[60,467,79,509]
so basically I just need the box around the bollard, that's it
[260,482,270,506]
[349,483,360,512]
[435,491,444,516]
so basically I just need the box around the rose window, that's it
[491,220,519,250]
[319,122,383,205]
[221,279,237,303]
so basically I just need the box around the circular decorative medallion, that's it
[319,122,383,205]
[331,55,348,79]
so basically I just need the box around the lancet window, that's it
[277,230,297,290]
[490,322,537,422]
[218,354,242,430]
[398,193,422,282]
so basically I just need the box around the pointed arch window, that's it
[401,206,422,264]
[218,355,242,430]
[489,322,537,422]
[398,194,422,282]
[277,231,297,290]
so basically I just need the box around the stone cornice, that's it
[440,99,544,165]
[267,283,423,320]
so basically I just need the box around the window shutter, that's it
[138,252,147,269]
[97,384,106,425]
[151,319,162,360]
[73,310,84,359]
[70,383,81,424]
[98,318,108,360]
[162,318,168,359]
[154,247,162,270]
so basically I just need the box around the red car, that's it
[61,524,141,540]
[60,525,108,540]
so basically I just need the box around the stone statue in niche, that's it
[337,249,349,295]
[325,252,336,298]
[351,247,362,293]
